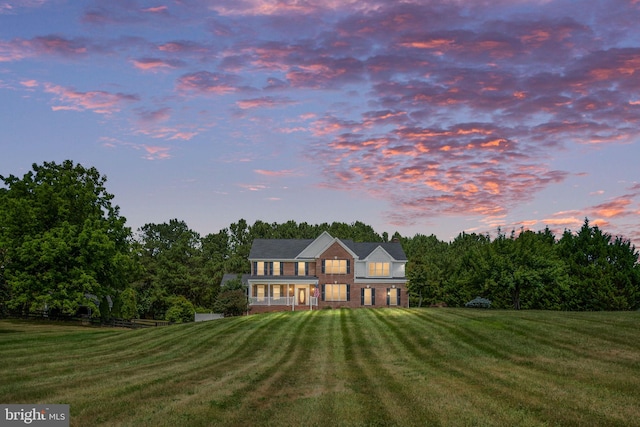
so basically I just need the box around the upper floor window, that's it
[295,261,308,276]
[322,259,350,274]
[254,261,283,276]
[368,262,390,277]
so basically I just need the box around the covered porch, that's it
[248,280,319,310]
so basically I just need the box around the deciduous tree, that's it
[0,160,134,315]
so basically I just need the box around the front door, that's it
[298,288,306,305]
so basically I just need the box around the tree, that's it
[0,160,134,315]
[405,234,449,306]
[213,277,248,317]
[134,219,216,317]
[558,219,640,310]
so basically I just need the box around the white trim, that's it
[354,278,407,284]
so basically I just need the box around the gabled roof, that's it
[249,238,314,260]
[248,233,407,261]
[350,241,407,261]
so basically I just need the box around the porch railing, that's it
[249,296,294,306]
[248,296,319,307]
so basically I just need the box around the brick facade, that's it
[246,233,407,313]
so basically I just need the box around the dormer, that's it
[364,246,394,278]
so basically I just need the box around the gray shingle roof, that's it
[248,238,315,259]
[249,237,407,261]
[350,241,408,261]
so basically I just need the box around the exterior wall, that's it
[247,237,408,314]
[317,283,407,309]
[313,241,408,309]
[316,241,354,287]
[283,262,295,276]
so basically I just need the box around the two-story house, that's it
[245,231,407,314]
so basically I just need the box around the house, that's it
[245,231,407,314]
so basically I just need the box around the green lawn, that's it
[1,309,639,426]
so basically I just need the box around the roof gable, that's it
[297,231,334,258]
[352,241,407,261]
[362,245,394,262]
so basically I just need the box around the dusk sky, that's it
[2,0,640,244]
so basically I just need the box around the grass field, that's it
[1,308,639,427]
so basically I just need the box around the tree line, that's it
[1,161,638,322]
[403,223,640,310]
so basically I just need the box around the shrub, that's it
[165,296,195,323]
[121,288,139,320]
[213,290,248,317]
[465,297,492,308]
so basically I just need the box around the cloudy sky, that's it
[2,0,640,244]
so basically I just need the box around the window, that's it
[273,262,281,276]
[295,262,308,276]
[273,285,282,300]
[256,285,265,302]
[253,262,282,276]
[322,259,350,274]
[361,288,375,306]
[369,262,390,277]
[387,288,400,306]
[323,284,349,301]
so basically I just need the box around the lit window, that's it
[362,288,374,306]
[256,285,265,301]
[256,262,265,276]
[273,285,281,300]
[387,288,399,306]
[324,284,348,301]
[296,262,308,276]
[369,262,390,276]
[273,262,281,276]
[324,259,348,274]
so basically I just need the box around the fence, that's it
[3,310,170,329]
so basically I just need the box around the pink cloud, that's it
[238,183,267,191]
[236,96,296,109]
[20,79,38,88]
[254,169,298,177]
[591,198,634,218]
[176,71,240,95]
[100,137,172,160]
[131,57,185,71]
[44,83,138,114]
[0,34,111,63]
[142,145,172,160]
[136,107,172,124]
[134,126,199,141]
[142,6,169,14]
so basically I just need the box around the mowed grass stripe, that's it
[356,309,443,426]
[370,309,553,426]
[410,309,638,426]
[75,312,303,426]
[1,309,640,427]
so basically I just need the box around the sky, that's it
[1,0,640,245]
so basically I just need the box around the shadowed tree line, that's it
[1,161,639,321]
[403,222,640,311]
